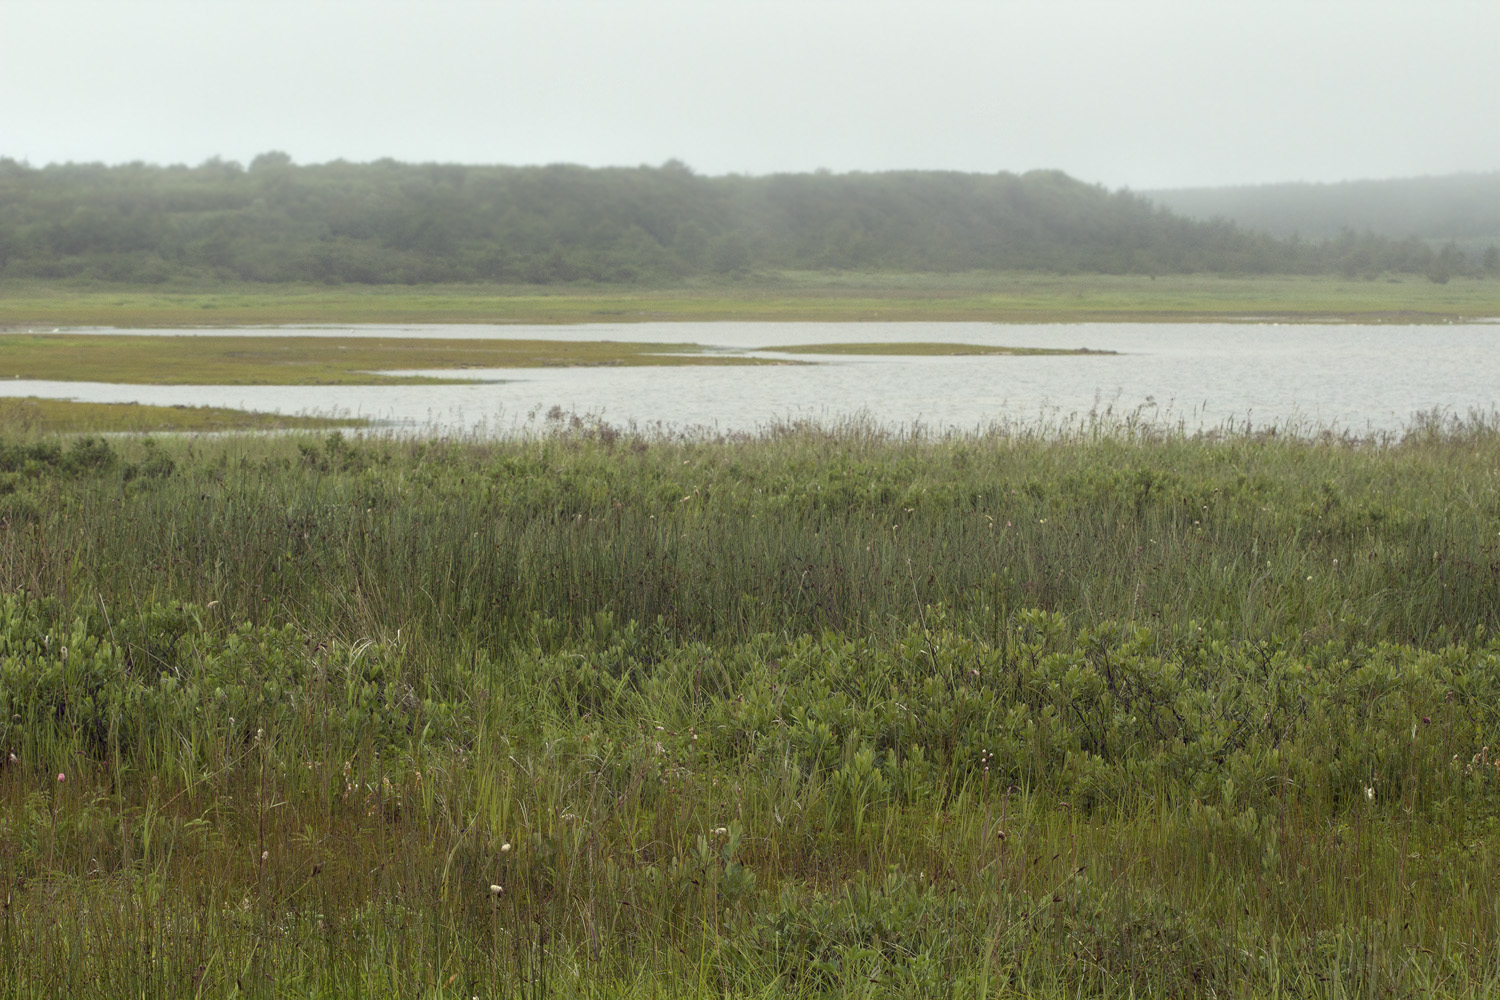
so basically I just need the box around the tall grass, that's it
[3,272,1498,327]
[6,411,1498,653]
[3,414,1500,996]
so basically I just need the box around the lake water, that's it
[3,321,1497,436]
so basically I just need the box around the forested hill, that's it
[0,156,1488,284]
[1147,172,1500,244]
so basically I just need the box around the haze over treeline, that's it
[1149,172,1500,247]
[1,157,1494,286]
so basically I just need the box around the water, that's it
[3,322,1497,436]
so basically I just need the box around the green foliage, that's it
[0,435,116,477]
[0,157,1460,285]
[4,420,1500,996]
[6,419,1498,652]
[0,396,366,434]
[734,869,970,992]
[0,593,459,765]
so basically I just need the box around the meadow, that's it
[0,397,365,434]
[0,334,777,387]
[0,334,1103,388]
[3,272,1498,329]
[3,409,1500,997]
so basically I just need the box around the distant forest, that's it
[1148,172,1500,247]
[1,155,1495,285]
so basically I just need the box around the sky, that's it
[2,0,1497,190]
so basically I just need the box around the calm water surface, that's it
[3,322,1496,435]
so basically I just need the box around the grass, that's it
[1,271,1498,328]
[762,342,1116,356]
[0,334,782,386]
[0,396,366,434]
[5,414,1500,997]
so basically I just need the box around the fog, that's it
[2,0,1496,189]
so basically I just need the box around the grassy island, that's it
[0,397,366,434]
[0,333,781,386]
[763,342,1115,356]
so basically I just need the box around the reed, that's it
[3,412,1500,997]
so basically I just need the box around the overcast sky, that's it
[2,0,1496,190]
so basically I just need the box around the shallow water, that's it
[3,321,1497,435]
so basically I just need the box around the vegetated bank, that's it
[6,272,1500,330]
[0,334,783,386]
[4,414,1500,997]
[0,396,366,433]
[5,157,1497,288]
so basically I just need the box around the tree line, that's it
[1147,171,1500,242]
[0,155,1493,285]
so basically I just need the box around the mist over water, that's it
[4,322,1498,437]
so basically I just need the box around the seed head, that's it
[500,842,511,853]
[489,884,504,896]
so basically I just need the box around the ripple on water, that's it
[2,321,1496,435]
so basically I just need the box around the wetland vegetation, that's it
[0,332,1110,389]
[4,154,1500,998]
[763,343,1114,356]
[0,396,364,433]
[0,333,781,387]
[4,412,1500,997]
[4,272,1499,331]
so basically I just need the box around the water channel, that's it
[3,321,1496,436]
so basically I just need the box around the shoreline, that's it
[3,273,1498,328]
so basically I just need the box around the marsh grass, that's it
[759,343,1116,356]
[4,413,1500,996]
[0,334,778,386]
[0,396,366,434]
[1,272,1497,328]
